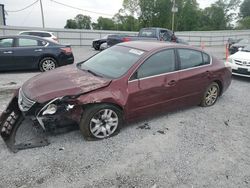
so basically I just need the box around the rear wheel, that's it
[39,57,57,72]
[201,82,220,107]
[79,104,123,140]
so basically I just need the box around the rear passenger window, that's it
[18,38,38,47]
[178,49,204,69]
[203,53,210,65]
[137,49,176,78]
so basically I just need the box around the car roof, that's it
[19,30,53,34]
[117,41,198,52]
[0,35,55,43]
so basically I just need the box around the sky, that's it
[0,0,217,28]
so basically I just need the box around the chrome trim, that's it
[128,49,212,83]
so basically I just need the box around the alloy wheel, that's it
[89,109,119,139]
[205,85,219,106]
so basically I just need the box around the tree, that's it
[93,17,115,30]
[177,0,200,31]
[64,19,77,29]
[240,0,250,18]
[237,16,250,29]
[75,14,91,29]
[64,14,92,29]
[123,0,140,16]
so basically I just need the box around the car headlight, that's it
[42,104,58,115]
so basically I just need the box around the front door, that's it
[127,49,179,119]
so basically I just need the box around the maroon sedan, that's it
[0,41,231,150]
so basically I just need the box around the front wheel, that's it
[39,57,57,72]
[79,104,123,140]
[201,82,220,107]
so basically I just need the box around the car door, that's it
[0,37,15,71]
[12,37,45,69]
[127,49,179,119]
[176,48,212,106]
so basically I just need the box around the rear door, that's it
[0,37,15,71]
[127,49,179,119]
[176,48,212,106]
[12,37,47,69]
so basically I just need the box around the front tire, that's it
[201,82,220,107]
[39,57,57,72]
[79,104,123,140]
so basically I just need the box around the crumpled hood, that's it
[22,65,111,103]
[230,51,250,61]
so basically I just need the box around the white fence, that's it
[1,25,250,46]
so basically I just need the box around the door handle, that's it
[167,80,176,86]
[34,49,43,52]
[3,51,13,54]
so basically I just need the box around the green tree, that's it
[177,0,200,31]
[64,19,77,29]
[75,14,91,29]
[93,17,115,30]
[240,0,250,18]
[237,16,250,29]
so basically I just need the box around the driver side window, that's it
[133,49,176,79]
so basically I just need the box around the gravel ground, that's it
[0,46,249,188]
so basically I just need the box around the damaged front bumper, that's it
[0,95,49,152]
[0,90,82,153]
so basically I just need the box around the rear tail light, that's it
[122,37,130,42]
[52,37,59,42]
[60,47,72,55]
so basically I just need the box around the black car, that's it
[229,38,250,54]
[92,35,112,50]
[0,35,74,72]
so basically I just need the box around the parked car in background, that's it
[92,35,111,50]
[19,30,58,43]
[227,38,242,49]
[0,35,74,72]
[0,41,231,151]
[107,27,188,48]
[227,45,250,77]
[229,38,250,54]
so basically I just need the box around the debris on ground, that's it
[59,147,65,151]
[137,123,151,130]
[224,120,230,126]
[155,127,169,135]
[157,130,166,134]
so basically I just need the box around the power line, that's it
[50,0,114,17]
[6,0,39,13]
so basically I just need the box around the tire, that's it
[39,57,57,72]
[201,82,220,107]
[79,104,123,140]
[94,46,100,50]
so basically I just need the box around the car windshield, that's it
[242,45,250,52]
[79,46,144,79]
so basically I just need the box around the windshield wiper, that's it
[86,69,103,77]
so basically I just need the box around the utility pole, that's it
[39,0,45,28]
[171,0,178,31]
